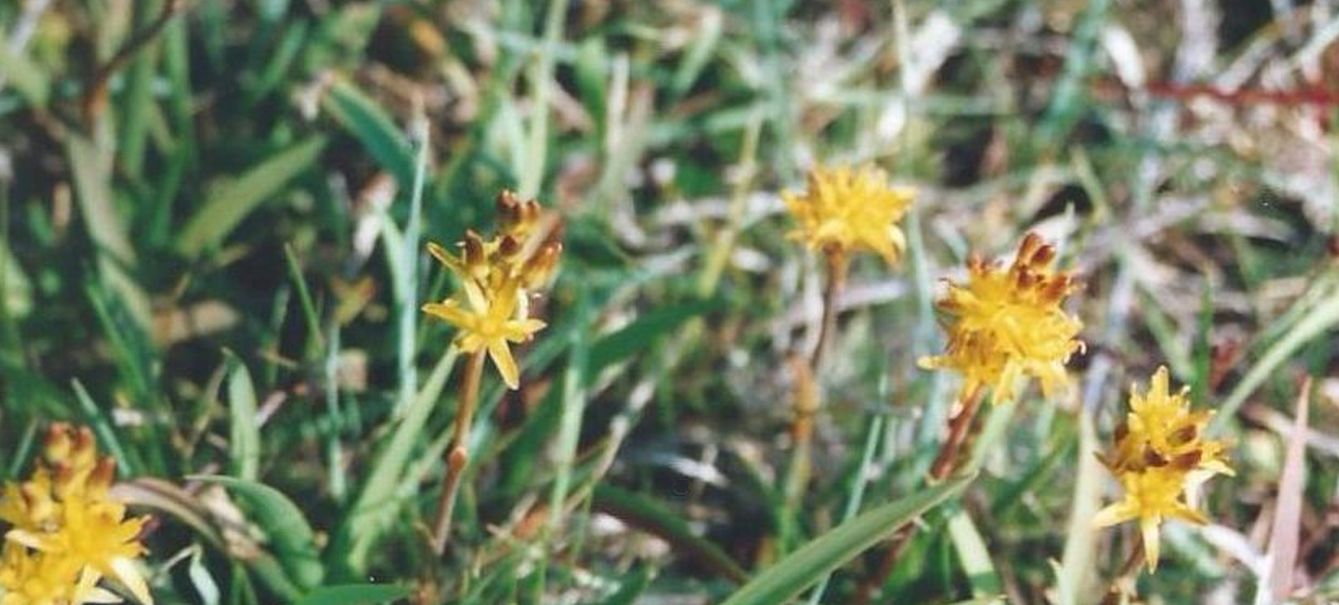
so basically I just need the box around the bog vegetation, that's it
[0,1,1337,604]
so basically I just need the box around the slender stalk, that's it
[781,252,848,547]
[811,252,848,370]
[928,385,985,481]
[856,385,984,604]
[431,349,487,553]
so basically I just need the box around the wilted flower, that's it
[918,233,1083,404]
[423,191,562,390]
[1094,367,1233,572]
[782,165,914,265]
[0,424,153,604]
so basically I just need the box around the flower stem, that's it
[811,252,848,369]
[856,385,984,604]
[780,252,847,548]
[928,385,985,480]
[431,349,486,554]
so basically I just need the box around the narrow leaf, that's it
[177,136,326,257]
[720,473,975,605]
[293,584,412,605]
[1214,287,1339,434]
[323,81,416,187]
[191,475,325,590]
[227,359,261,481]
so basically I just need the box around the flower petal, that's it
[487,340,520,389]
[1140,517,1162,573]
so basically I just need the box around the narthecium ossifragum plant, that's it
[919,232,1084,476]
[1095,366,1233,585]
[779,165,913,538]
[422,190,563,554]
[0,424,153,605]
[861,233,1084,603]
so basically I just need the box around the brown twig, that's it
[430,349,486,554]
[82,0,187,122]
[856,385,984,604]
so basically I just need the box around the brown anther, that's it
[90,457,117,490]
[1017,232,1043,264]
[1172,450,1202,470]
[44,424,73,462]
[1143,449,1168,467]
[1170,424,1198,446]
[1031,244,1056,267]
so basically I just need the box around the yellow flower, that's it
[422,278,546,390]
[1092,464,1209,573]
[918,233,1084,404]
[1106,366,1233,477]
[1094,368,1233,572]
[422,191,562,390]
[0,424,153,605]
[0,543,119,605]
[782,165,914,265]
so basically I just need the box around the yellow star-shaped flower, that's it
[919,233,1084,404]
[1094,367,1233,572]
[422,278,546,390]
[782,165,914,265]
[0,425,154,605]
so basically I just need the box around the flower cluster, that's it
[1094,367,1233,572]
[422,190,563,389]
[0,424,153,605]
[919,233,1084,404]
[782,165,915,265]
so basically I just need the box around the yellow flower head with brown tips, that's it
[782,165,914,265]
[0,424,154,605]
[918,233,1084,404]
[1094,367,1233,573]
[423,191,563,390]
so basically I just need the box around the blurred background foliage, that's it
[1,0,1338,603]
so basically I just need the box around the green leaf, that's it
[719,473,975,605]
[593,484,748,584]
[176,136,326,258]
[1213,281,1339,434]
[191,475,325,590]
[227,358,261,481]
[293,584,412,605]
[323,81,416,187]
[1054,412,1101,605]
[0,46,49,107]
[947,511,1000,597]
[588,297,722,373]
[0,240,32,318]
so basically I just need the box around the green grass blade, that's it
[1212,283,1339,434]
[292,584,412,605]
[323,81,416,187]
[947,511,1001,598]
[283,244,324,352]
[176,136,326,258]
[720,473,975,605]
[191,475,326,590]
[337,347,458,575]
[592,484,749,584]
[226,357,261,481]
[1055,411,1101,605]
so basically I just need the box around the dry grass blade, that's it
[1259,377,1311,604]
